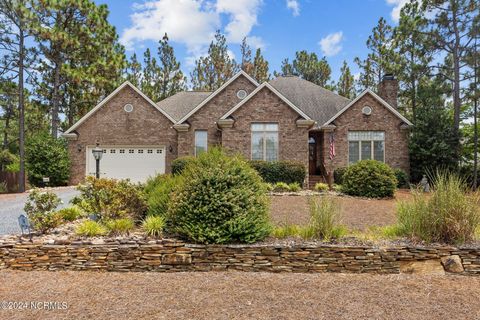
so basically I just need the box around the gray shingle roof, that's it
[156,91,211,122]
[269,76,351,126]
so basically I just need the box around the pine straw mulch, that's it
[0,270,479,320]
[269,189,413,231]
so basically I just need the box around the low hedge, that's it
[248,160,306,185]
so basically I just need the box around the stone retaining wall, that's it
[0,239,479,275]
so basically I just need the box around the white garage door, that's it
[86,146,165,183]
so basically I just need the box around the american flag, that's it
[329,132,336,160]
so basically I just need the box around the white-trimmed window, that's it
[251,123,279,161]
[348,131,385,164]
[195,130,208,156]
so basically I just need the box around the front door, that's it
[309,136,317,174]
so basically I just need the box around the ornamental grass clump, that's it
[104,218,135,236]
[142,215,165,238]
[56,206,84,222]
[168,148,271,244]
[75,220,107,237]
[304,196,346,240]
[396,172,480,244]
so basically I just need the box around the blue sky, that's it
[95,0,408,82]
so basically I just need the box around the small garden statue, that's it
[419,175,430,192]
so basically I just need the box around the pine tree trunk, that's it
[473,37,478,190]
[3,111,10,150]
[474,96,478,190]
[51,57,61,138]
[18,17,25,193]
[452,7,462,159]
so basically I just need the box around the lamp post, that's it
[92,143,103,179]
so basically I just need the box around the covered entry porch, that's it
[308,130,333,189]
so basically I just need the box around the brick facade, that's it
[67,86,177,184]
[322,92,409,174]
[222,86,309,173]
[67,75,409,185]
[177,75,257,157]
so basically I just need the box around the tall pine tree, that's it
[157,33,186,101]
[355,17,396,91]
[336,60,355,98]
[275,51,331,87]
[422,0,478,155]
[125,53,142,87]
[252,48,269,83]
[393,0,433,121]
[191,31,236,91]
[30,0,126,135]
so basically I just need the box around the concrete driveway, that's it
[0,187,79,235]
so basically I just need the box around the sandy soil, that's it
[0,270,479,320]
[269,190,412,231]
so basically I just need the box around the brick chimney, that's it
[377,73,399,109]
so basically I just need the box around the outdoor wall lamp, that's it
[91,143,103,179]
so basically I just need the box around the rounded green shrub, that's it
[24,189,62,233]
[168,148,271,244]
[72,177,147,221]
[342,160,397,198]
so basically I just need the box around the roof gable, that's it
[156,91,211,122]
[177,70,259,124]
[323,89,413,126]
[221,82,312,121]
[268,76,351,125]
[64,81,176,134]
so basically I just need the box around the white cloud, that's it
[246,36,265,50]
[120,0,264,60]
[286,0,300,17]
[216,0,263,43]
[319,31,344,57]
[386,0,409,22]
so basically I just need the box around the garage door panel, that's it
[86,146,165,183]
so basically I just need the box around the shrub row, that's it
[173,156,307,186]
[335,165,409,189]
[248,160,306,185]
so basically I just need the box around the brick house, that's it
[63,70,412,186]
